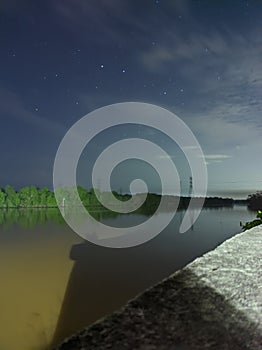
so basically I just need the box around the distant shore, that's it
[0,184,250,210]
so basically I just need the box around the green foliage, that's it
[0,208,64,229]
[54,187,69,206]
[0,185,233,214]
[46,191,57,207]
[242,210,262,231]
[0,188,7,207]
[5,185,20,207]
[0,185,96,208]
[77,186,89,206]
[30,186,39,206]
[38,187,49,207]
[19,186,32,207]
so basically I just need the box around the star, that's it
[35,107,39,112]
[72,49,81,55]
[100,64,104,69]
[180,88,184,93]
[122,68,126,73]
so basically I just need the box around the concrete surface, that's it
[54,226,262,350]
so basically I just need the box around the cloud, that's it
[138,13,262,132]
[156,155,175,160]
[184,110,261,153]
[52,0,138,44]
[202,154,232,160]
[52,0,193,48]
[150,25,262,149]
[140,30,229,71]
[196,154,231,166]
[183,145,198,150]
[53,0,125,23]
[169,0,191,17]
[0,87,66,135]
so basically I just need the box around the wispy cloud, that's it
[138,13,262,132]
[0,87,66,135]
[196,154,231,166]
[52,0,193,49]
[140,30,229,71]
[52,0,138,45]
[156,154,175,160]
[183,145,198,150]
[202,154,232,160]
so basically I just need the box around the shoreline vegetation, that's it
[0,185,261,231]
[0,185,244,211]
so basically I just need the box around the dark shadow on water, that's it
[50,241,188,348]
[48,205,257,348]
[50,206,257,349]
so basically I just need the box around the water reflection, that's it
[51,206,256,347]
[0,208,65,230]
[0,207,123,231]
[0,206,256,350]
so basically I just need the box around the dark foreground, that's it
[55,227,262,350]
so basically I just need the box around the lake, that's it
[0,205,256,350]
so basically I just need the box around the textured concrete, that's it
[55,226,262,349]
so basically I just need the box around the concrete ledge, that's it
[55,227,262,349]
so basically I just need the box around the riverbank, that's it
[54,226,262,350]
[0,184,240,210]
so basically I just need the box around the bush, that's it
[242,210,262,231]
[247,191,262,210]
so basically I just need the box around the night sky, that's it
[1,0,262,199]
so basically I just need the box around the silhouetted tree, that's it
[247,191,262,210]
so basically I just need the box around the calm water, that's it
[0,206,256,350]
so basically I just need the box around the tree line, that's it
[0,185,56,208]
[0,184,251,210]
[0,185,132,209]
[247,191,262,210]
